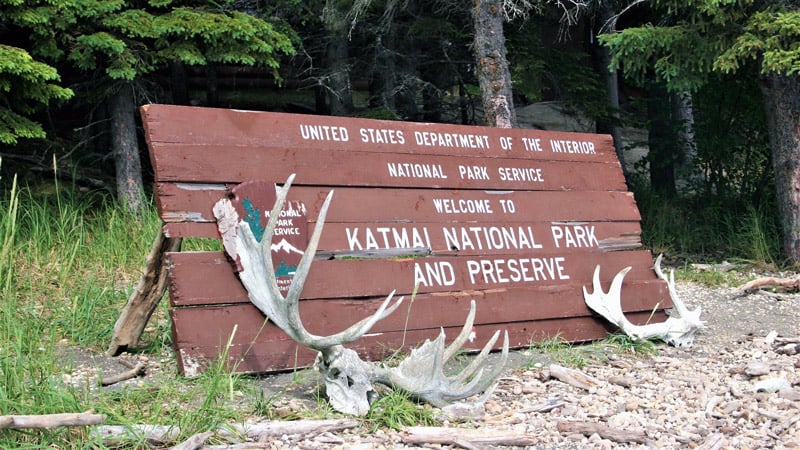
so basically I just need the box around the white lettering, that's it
[549,139,596,154]
[550,224,599,248]
[387,162,448,179]
[359,128,405,145]
[458,165,490,180]
[414,261,456,287]
[298,124,350,142]
[443,226,543,251]
[432,198,493,214]
[414,131,491,149]
[497,167,544,182]
[344,226,432,251]
[467,257,570,284]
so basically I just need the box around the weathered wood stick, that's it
[107,229,182,355]
[735,276,800,295]
[100,362,146,386]
[0,410,106,429]
[556,420,647,444]
[402,426,536,447]
[170,431,213,450]
[222,418,360,441]
[549,364,601,390]
[202,445,274,450]
[96,419,359,445]
[93,424,180,442]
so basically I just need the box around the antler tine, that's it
[382,300,508,407]
[442,330,509,402]
[230,175,405,353]
[443,299,478,361]
[451,328,506,387]
[652,253,696,318]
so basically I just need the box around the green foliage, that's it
[600,24,724,92]
[365,389,438,431]
[600,0,800,89]
[599,334,659,357]
[715,9,800,75]
[507,20,612,123]
[0,45,73,144]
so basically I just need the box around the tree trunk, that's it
[759,73,800,263]
[109,82,144,215]
[591,4,626,177]
[672,90,699,191]
[472,0,516,128]
[324,0,353,116]
[369,35,397,112]
[647,83,676,195]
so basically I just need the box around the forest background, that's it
[0,0,799,447]
[2,0,799,266]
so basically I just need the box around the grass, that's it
[526,333,659,369]
[0,174,270,447]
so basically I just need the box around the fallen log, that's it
[735,276,800,296]
[557,420,647,444]
[402,426,536,447]
[0,410,105,429]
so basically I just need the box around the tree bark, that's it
[109,82,144,214]
[672,90,699,191]
[324,0,353,116]
[591,4,626,177]
[760,73,800,263]
[472,0,516,128]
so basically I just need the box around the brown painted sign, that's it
[140,104,671,375]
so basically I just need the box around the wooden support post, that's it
[107,228,182,355]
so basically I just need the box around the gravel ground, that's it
[65,270,800,449]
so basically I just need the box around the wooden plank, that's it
[155,184,641,224]
[162,219,642,251]
[170,281,670,330]
[141,104,618,163]
[166,250,662,304]
[170,308,666,375]
[149,144,626,190]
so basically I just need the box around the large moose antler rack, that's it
[213,175,508,416]
[583,254,705,347]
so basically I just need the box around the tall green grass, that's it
[633,187,783,266]
[0,174,268,447]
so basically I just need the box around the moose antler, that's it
[213,175,508,416]
[582,254,705,347]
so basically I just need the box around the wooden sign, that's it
[140,104,672,375]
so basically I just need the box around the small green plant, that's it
[527,334,589,368]
[365,389,438,432]
[599,333,659,357]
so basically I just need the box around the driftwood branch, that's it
[108,229,182,355]
[402,426,536,447]
[100,362,146,386]
[94,419,359,445]
[170,431,214,450]
[0,410,105,429]
[735,276,800,296]
[548,364,601,390]
[557,420,648,444]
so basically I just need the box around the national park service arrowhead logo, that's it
[228,180,308,295]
